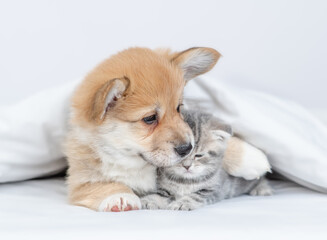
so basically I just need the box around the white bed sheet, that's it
[0,178,326,240]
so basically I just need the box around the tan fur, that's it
[156,47,221,81]
[71,48,183,126]
[65,47,221,211]
[222,137,244,173]
[69,182,133,211]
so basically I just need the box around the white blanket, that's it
[0,178,326,240]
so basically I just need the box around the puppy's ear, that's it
[171,47,221,82]
[92,77,130,122]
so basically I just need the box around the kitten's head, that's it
[162,111,232,179]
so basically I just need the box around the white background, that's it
[0,0,326,108]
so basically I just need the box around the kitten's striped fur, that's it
[141,110,272,210]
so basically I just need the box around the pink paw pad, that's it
[99,193,141,212]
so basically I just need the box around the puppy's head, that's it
[72,47,220,167]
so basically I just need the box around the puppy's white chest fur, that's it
[99,150,157,194]
[74,127,157,194]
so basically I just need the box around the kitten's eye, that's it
[194,154,204,158]
[143,114,157,125]
[177,104,184,113]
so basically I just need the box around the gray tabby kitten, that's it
[141,110,272,211]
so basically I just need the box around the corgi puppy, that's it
[65,47,270,212]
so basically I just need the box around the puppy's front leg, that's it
[223,137,271,180]
[69,182,141,212]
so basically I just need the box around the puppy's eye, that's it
[177,104,184,113]
[143,114,157,125]
[194,154,204,158]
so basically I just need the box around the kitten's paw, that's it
[250,185,273,196]
[229,141,271,180]
[250,186,273,196]
[141,194,170,210]
[168,200,198,211]
[141,197,160,210]
[250,180,273,196]
[98,193,141,212]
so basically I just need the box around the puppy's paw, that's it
[98,193,141,212]
[229,141,271,180]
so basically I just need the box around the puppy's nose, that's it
[174,143,193,157]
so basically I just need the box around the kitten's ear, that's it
[211,129,232,142]
[170,47,221,82]
[211,123,232,142]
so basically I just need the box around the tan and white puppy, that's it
[65,47,270,212]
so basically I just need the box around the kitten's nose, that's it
[174,143,193,157]
[183,165,191,170]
